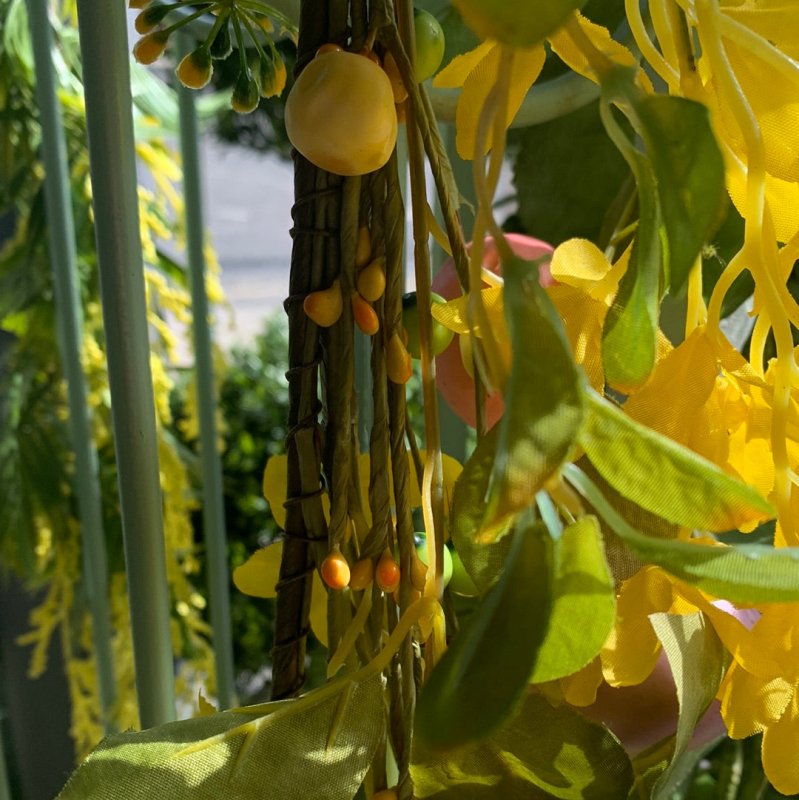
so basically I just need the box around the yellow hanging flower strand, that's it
[694,0,796,537]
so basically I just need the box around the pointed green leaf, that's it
[579,389,772,532]
[650,613,726,800]
[415,521,553,750]
[635,96,726,296]
[58,676,384,800]
[412,692,634,799]
[482,256,585,540]
[530,515,615,683]
[598,70,661,391]
[565,464,799,603]
[450,427,514,591]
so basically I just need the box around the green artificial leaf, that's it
[482,256,585,540]
[452,0,587,49]
[415,520,553,751]
[512,101,631,246]
[598,84,661,392]
[450,427,515,591]
[412,692,634,799]
[58,675,384,800]
[650,613,726,800]
[634,96,726,296]
[565,464,799,603]
[530,515,615,683]
[579,389,773,532]
[576,458,680,588]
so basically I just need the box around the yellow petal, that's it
[710,40,799,183]
[718,659,791,738]
[233,541,283,599]
[309,572,329,648]
[722,0,799,62]
[262,454,330,530]
[601,567,674,687]
[262,455,289,529]
[433,40,496,89]
[549,238,623,303]
[547,284,608,391]
[719,122,799,243]
[559,657,603,707]
[431,286,503,335]
[762,689,799,796]
[548,12,651,90]
[455,43,545,159]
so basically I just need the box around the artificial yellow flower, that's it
[716,604,799,795]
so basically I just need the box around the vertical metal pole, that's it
[25,0,117,730]
[175,34,236,710]
[75,0,176,728]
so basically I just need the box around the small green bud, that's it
[209,20,232,60]
[231,70,260,114]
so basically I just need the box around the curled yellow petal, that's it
[233,541,283,599]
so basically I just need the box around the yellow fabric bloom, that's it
[716,605,799,795]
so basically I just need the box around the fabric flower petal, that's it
[762,689,799,796]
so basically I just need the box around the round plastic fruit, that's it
[413,8,446,82]
[320,550,351,590]
[448,548,479,596]
[402,291,454,359]
[414,535,453,586]
[452,0,575,49]
[376,551,401,593]
[285,50,398,176]
[432,234,554,429]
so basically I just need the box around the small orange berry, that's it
[352,292,379,335]
[316,43,343,57]
[372,790,398,800]
[304,279,343,327]
[348,558,374,590]
[355,225,372,269]
[387,332,412,384]
[376,551,401,594]
[321,551,351,590]
[356,258,386,302]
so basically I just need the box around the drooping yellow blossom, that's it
[715,605,799,795]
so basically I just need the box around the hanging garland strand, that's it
[272,0,339,700]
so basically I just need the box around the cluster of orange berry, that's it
[130,0,289,112]
[319,544,429,606]
[303,224,413,384]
